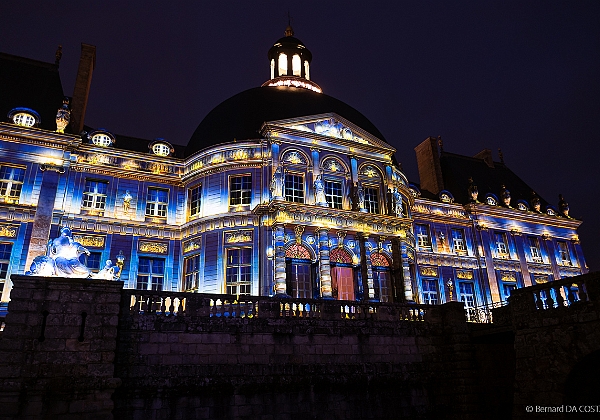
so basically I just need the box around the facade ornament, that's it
[294,225,304,244]
[355,181,366,212]
[55,97,70,134]
[92,260,119,280]
[392,187,403,217]
[123,190,133,213]
[500,185,511,207]
[270,166,284,200]
[531,191,541,212]
[314,174,327,206]
[468,177,479,202]
[115,250,126,279]
[558,194,570,218]
[446,279,454,301]
[337,231,346,248]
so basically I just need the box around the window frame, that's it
[145,187,169,218]
[136,257,165,291]
[556,241,572,266]
[324,179,343,209]
[284,173,305,204]
[451,228,467,254]
[229,174,252,207]
[422,278,439,305]
[0,164,26,204]
[494,231,510,259]
[415,224,432,251]
[188,184,202,219]
[81,179,108,211]
[183,254,200,291]
[0,242,13,295]
[225,247,252,295]
[363,185,380,214]
[527,236,543,263]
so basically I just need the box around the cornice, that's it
[465,202,581,229]
[0,123,81,150]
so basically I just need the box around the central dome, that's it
[185,86,387,157]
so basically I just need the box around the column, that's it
[400,240,415,302]
[478,227,501,303]
[358,233,374,300]
[24,165,63,271]
[273,223,288,296]
[390,237,404,303]
[316,228,333,298]
[512,232,532,287]
[572,239,588,274]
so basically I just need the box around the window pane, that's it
[325,181,343,209]
[364,187,379,214]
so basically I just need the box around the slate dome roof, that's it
[185,86,387,157]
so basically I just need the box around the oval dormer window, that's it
[152,143,171,157]
[8,108,40,127]
[90,131,115,147]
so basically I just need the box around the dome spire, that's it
[285,12,294,37]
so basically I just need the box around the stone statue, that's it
[92,260,119,280]
[558,194,570,218]
[393,187,403,216]
[468,177,479,202]
[270,166,284,200]
[531,192,541,212]
[55,97,70,134]
[355,182,365,212]
[26,226,119,280]
[314,174,327,206]
[500,185,511,207]
[123,190,133,213]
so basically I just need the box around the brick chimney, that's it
[415,137,444,194]
[473,149,494,168]
[70,43,96,134]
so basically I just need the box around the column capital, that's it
[315,227,330,234]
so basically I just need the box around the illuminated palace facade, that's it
[0,28,588,312]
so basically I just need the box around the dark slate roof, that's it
[438,152,552,209]
[186,86,387,157]
[0,53,64,131]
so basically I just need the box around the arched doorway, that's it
[285,243,316,299]
[330,247,355,301]
[371,252,392,302]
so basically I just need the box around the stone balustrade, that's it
[123,289,430,321]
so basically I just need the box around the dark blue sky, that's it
[2,1,599,269]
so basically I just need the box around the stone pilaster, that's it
[358,233,374,300]
[400,241,415,302]
[273,223,287,295]
[24,166,62,272]
[390,237,404,303]
[512,232,532,287]
[316,228,332,298]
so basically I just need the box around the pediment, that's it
[263,113,392,151]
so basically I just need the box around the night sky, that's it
[2,1,599,270]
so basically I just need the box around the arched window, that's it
[278,53,288,76]
[304,61,310,80]
[292,54,301,76]
[371,252,392,302]
[329,247,354,301]
[285,244,313,298]
[270,59,275,80]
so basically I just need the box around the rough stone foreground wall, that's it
[113,301,481,420]
[0,276,486,420]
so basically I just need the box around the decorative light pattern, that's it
[285,243,311,259]
[330,247,352,264]
[370,252,390,267]
[91,134,113,147]
[13,112,36,127]
[152,143,171,156]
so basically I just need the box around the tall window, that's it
[528,237,542,263]
[278,53,287,76]
[229,175,252,206]
[189,185,202,217]
[451,228,467,253]
[137,258,165,291]
[146,188,168,217]
[458,281,476,321]
[557,241,572,266]
[325,180,343,209]
[422,279,439,305]
[371,253,391,302]
[494,232,509,258]
[0,243,13,295]
[82,180,108,211]
[79,251,102,273]
[364,187,379,214]
[415,224,432,251]
[226,247,251,295]
[284,174,304,203]
[292,54,301,76]
[286,244,313,299]
[184,255,200,291]
[0,165,25,204]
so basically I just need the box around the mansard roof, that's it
[0,53,64,132]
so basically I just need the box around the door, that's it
[332,267,354,301]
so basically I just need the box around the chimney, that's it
[415,137,444,194]
[70,43,96,134]
[473,149,494,168]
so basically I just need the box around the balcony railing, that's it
[124,290,430,322]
